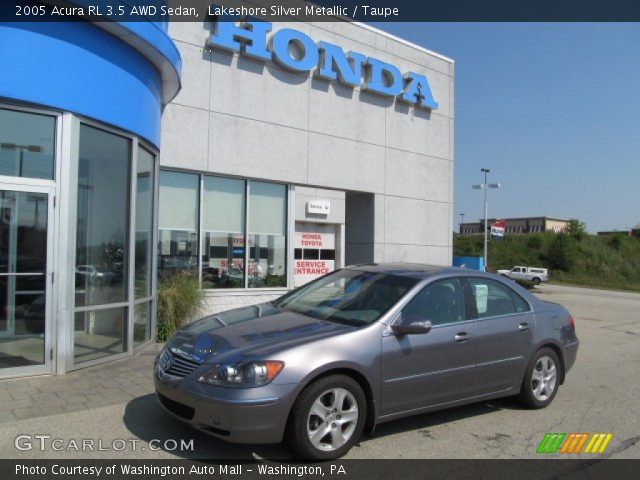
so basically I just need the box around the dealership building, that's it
[460,217,570,235]
[0,13,454,377]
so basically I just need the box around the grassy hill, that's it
[453,232,640,291]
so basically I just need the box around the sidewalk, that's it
[0,343,163,423]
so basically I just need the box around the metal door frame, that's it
[0,181,55,378]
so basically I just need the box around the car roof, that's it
[346,262,462,279]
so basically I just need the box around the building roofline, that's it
[460,216,570,225]
[352,22,455,64]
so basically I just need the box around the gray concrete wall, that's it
[294,186,345,225]
[162,18,455,308]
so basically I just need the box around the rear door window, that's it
[467,278,530,318]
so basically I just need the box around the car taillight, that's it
[568,315,575,332]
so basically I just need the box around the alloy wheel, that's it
[307,387,359,452]
[531,355,557,401]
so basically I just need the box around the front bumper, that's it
[154,367,296,444]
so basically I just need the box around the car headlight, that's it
[197,361,284,388]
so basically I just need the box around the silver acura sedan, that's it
[154,263,579,459]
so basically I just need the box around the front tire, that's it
[286,375,366,460]
[519,348,561,408]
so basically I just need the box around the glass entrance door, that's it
[0,185,53,376]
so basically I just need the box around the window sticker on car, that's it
[474,284,488,314]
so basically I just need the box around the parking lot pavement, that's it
[0,284,638,459]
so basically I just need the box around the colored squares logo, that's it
[537,433,565,453]
[584,433,613,453]
[537,433,613,454]
[560,433,589,453]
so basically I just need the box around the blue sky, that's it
[370,23,640,232]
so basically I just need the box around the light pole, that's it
[459,212,465,233]
[0,142,43,177]
[472,168,501,270]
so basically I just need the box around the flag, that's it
[491,219,506,239]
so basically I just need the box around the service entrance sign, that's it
[293,224,337,287]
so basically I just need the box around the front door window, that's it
[402,278,466,325]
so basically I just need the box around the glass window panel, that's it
[0,108,55,180]
[303,249,319,260]
[248,234,286,288]
[0,191,48,274]
[75,125,130,307]
[0,190,49,369]
[202,234,245,288]
[0,278,46,368]
[203,176,244,233]
[248,182,287,288]
[320,249,336,260]
[158,171,199,278]
[248,182,286,236]
[202,176,245,289]
[74,306,127,363]
[135,147,154,298]
[133,301,152,348]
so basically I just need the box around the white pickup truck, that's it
[497,266,549,285]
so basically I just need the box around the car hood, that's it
[497,269,510,274]
[166,303,356,364]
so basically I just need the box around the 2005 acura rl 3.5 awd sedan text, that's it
[154,263,579,459]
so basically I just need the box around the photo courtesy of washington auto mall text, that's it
[13,462,343,477]
[1,0,640,479]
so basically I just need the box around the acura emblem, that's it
[160,352,173,371]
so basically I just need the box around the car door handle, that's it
[518,322,531,332]
[454,332,469,342]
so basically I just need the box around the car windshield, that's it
[272,269,417,325]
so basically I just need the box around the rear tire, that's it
[286,375,366,460]
[519,348,562,408]
[532,277,542,285]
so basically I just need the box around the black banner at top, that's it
[2,0,640,22]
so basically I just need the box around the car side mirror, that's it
[392,320,432,336]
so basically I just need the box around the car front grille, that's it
[158,348,200,378]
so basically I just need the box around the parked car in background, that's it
[154,263,578,459]
[498,266,549,285]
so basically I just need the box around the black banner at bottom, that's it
[2,459,639,480]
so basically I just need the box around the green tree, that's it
[546,234,576,271]
[565,219,587,240]
[102,240,124,270]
